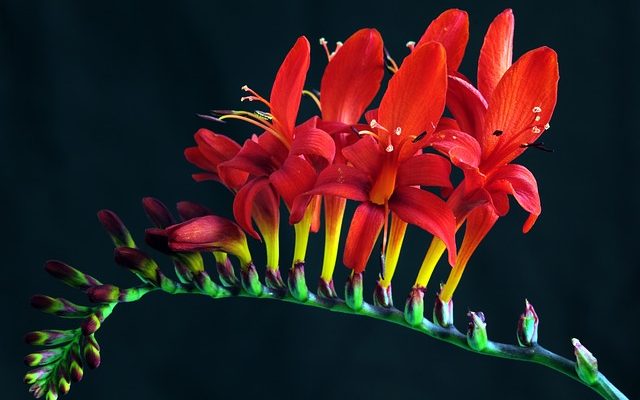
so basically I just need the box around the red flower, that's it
[421,10,559,300]
[302,42,456,275]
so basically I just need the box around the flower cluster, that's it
[24,9,564,399]
[182,8,558,306]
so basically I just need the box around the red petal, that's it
[396,153,452,189]
[389,186,457,265]
[308,164,371,201]
[185,147,215,174]
[446,75,488,138]
[166,215,247,253]
[486,163,541,232]
[290,126,336,170]
[342,136,382,179]
[378,42,447,146]
[343,202,385,273]
[416,9,469,71]
[219,138,278,178]
[233,177,277,240]
[456,204,499,272]
[269,156,317,209]
[478,9,514,101]
[256,131,289,163]
[428,129,482,169]
[435,117,460,131]
[270,36,310,138]
[481,47,559,170]
[321,29,384,124]
[194,128,241,163]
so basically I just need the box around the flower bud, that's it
[572,338,598,385]
[142,197,176,228]
[44,260,102,290]
[69,343,83,382]
[114,247,160,285]
[467,311,488,351]
[24,349,63,367]
[83,335,101,369]
[24,366,50,384]
[517,299,539,347]
[86,284,121,303]
[215,252,238,287]
[240,263,263,296]
[288,262,308,302]
[345,272,363,311]
[97,209,135,248]
[317,278,337,299]
[373,280,393,308]
[404,287,424,326]
[57,366,71,394]
[265,268,285,291]
[193,271,221,297]
[81,314,101,336]
[31,295,92,318]
[25,330,75,346]
[433,289,454,328]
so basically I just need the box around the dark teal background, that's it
[2,0,639,399]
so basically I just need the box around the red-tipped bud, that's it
[31,295,92,318]
[373,281,393,308]
[69,343,84,382]
[193,271,221,297]
[166,215,252,266]
[517,299,539,347]
[81,314,101,336]
[142,197,176,228]
[114,247,160,285]
[467,311,488,351]
[97,210,135,248]
[215,253,238,287]
[83,335,101,369]
[24,349,63,367]
[345,272,363,311]
[288,262,308,302]
[57,366,71,394]
[44,260,102,290]
[434,289,454,328]
[404,287,424,326]
[317,278,337,299]
[572,338,598,385]
[25,330,75,346]
[87,284,121,303]
[176,200,213,220]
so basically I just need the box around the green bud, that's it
[317,278,337,299]
[194,271,221,297]
[433,290,454,328]
[404,287,424,326]
[467,311,488,351]
[44,260,102,290]
[24,349,63,367]
[31,295,93,318]
[345,272,363,311]
[572,338,598,385]
[288,262,308,302]
[265,268,285,291]
[214,252,238,287]
[373,280,393,308]
[517,300,539,347]
[25,330,76,346]
[240,263,263,296]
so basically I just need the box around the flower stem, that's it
[94,282,628,400]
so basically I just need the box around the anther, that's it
[394,127,402,136]
[521,141,554,152]
[254,110,273,121]
[534,115,541,122]
[532,106,542,113]
[370,119,389,132]
[544,123,551,130]
[406,41,416,51]
[385,144,394,152]
[531,126,542,134]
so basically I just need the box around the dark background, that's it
[2,0,639,399]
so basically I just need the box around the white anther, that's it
[240,96,253,102]
[544,123,551,130]
[385,144,394,152]
[534,115,541,122]
[319,37,327,45]
[394,127,402,136]
[532,106,542,113]
[370,119,389,132]
[241,85,249,91]
[406,41,416,50]
[531,126,542,134]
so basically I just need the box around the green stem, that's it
[99,283,628,400]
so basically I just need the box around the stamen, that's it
[406,41,416,51]
[532,106,542,113]
[240,85,271,107]
[196,113,225,123]
[531,126,542,134]
[302,89,321,111]
[254,110,273,121]
[521,141,554,152]
[544,123,551,130]
[394,127,402,136]
[319,37,342,61]
[384,47,399,74]
[385,144,394,152]
[370,119,389,132]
